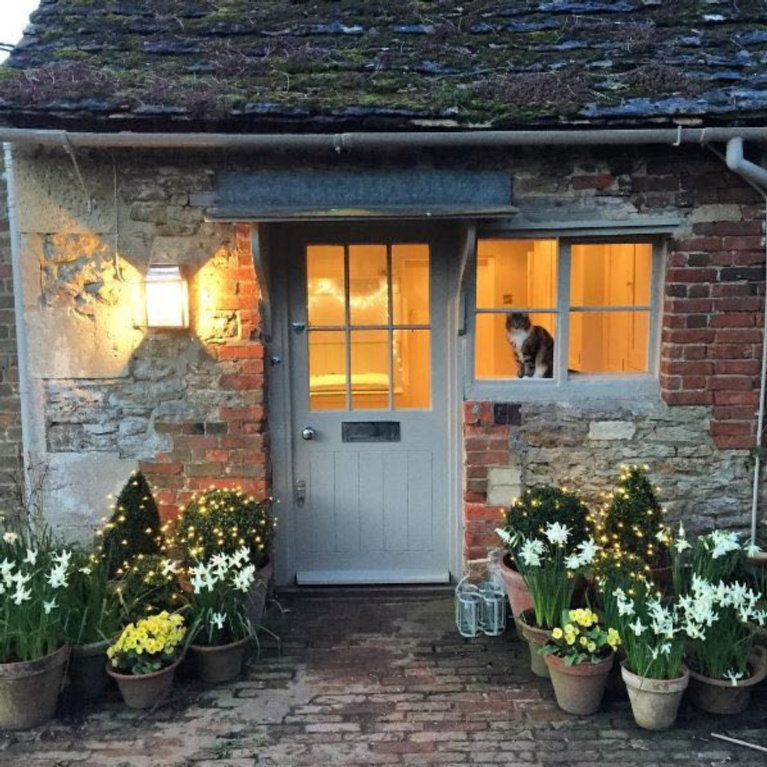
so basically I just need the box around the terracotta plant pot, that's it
[106,654,184,709]
[69,638,112,700]
[621,662,689,731]
[687,648,767,715]
[189,636,250,684]
[517,610,553,679]
[499,555,534,619]
[0,644,70,730]
[544,652,614,715]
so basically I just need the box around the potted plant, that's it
[0,531,73,729]
[116,554,186,622]
[64,548,124,699]
[595,465,669,585]
[513,520,600,678]
[611,581,689,730]
[540,608,621,715]
[682,573,766,714]
[106,611,187,709]
[173,489,276,625]
[496,486,590,619]
[99,471,162,580]
[187,547,257,683]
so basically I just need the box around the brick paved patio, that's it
[0,591,765,766]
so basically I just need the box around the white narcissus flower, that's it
[210,612,226,630]
[160,559,180,577]
[565,554,581,570]
[709,530,740,559]
[24,548,38,566]
[724,669,744,687]
[43,598,57,615]
[576,538,600,565]
[519,539,545,568]
[2,532,18,544]
[12,585,31,605]
[52,549,72,568]
[79,566,92,575]
[495,527,512,545]
[46,566,68,589]
[629,618,646,636]
[544,522,571,546]
[744,542,761,558]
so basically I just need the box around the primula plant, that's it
[0,531,73,662]
[498,520,600,630]
[188,546,257,647]
[680,574,765,684]
[541,608,621,666]
[612,580,686,680]
[107,611,186,676]
[174,489,275,568]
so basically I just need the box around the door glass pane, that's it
[392,244,430,325]
[568,311,649,373]
[394,329,430,409]
[309,330,347,411]
[571,243,652,307]
[477,239,557,310]
[475,313,556,380]
[307,246,345,327]
[350,329,390,410]
[349,245,388,326]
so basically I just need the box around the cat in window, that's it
[505,312,554,379]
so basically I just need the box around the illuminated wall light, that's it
[145,265,190,329]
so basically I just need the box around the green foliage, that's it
[175,489,275,568]
[101,471,162,578]
[602,465,666,562]
[63,547,124,645]
[499,485,590,552]
[117,554,186,623]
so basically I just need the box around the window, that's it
[306,243,431,411]
[473,238,658,388]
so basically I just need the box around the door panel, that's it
[289,232,450,584]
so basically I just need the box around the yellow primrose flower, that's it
[552,628,564,640]
[607,628,621,648]
[579,636,589,647]
[587,641,596,652]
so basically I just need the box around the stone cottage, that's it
[0,0,765,584]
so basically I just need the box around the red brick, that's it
[713,405,756,420]
[722,236,765,250]
[708,376,753,391]
[715,328,763,344]
[219,374,261,390]
[665,268,718,284]
[663,391,713,405]
[713,390,759,405]
[139,461,184,475]
[220,406,265,421]
[716,359,761,375]
[706,343,754,359]
[661,360,714,376]
[464,503,506,522]
[216,344,265,360]
[466,451,509,467]
[713,434,755,450]
[572,174,614,190]
[662,328,716,344]
[710,314,755,328]
[711,421,754,436]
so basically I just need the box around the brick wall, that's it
[140,224,268,518]
[0,155,22,517]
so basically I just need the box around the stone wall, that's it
[0,155,23,518]
[12,148,267,537]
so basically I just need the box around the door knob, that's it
[301,426,317,441]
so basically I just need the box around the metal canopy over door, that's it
[287,228,451,585]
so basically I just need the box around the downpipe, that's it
[725,138,767,548]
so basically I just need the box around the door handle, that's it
[295,479,306,507]
[301,426,317,441]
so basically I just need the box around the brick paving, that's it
[0,591,765,766]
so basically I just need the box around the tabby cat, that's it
[505,313,554,379]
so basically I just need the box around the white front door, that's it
[285,229,451,585]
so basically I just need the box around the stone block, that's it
[587,421,637,441]
[42,451,138,539]
[486,466,522,507]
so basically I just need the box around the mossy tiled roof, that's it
[1,0,766,132]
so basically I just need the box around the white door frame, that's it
[265,221,466,587]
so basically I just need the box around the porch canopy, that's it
[207,169,516,221]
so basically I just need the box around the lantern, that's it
[145,265,189,329]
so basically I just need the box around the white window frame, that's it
[465,233,666,402]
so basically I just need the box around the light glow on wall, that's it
[145,265,189,329]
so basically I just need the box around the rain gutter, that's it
[0,126,765,150]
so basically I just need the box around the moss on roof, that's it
[1,0,766,131]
